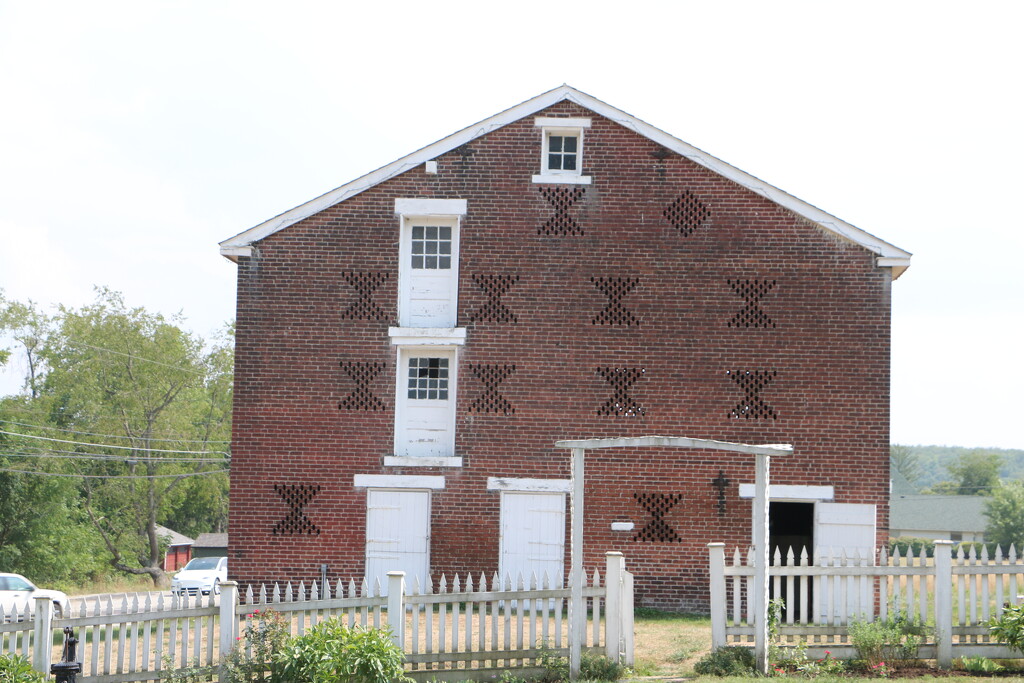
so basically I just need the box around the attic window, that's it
[532,117,592,185]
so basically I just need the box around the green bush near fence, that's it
[0,654,46,683]
[271,619,410,683]
[889,536,1015,559]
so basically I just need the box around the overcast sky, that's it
[1,2,1020,449]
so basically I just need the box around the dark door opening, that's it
[769,501,814,619]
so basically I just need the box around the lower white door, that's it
[499,492,566,589]
[815,502,876,559]
[366,489,430,595]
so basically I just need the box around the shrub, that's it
[957,656,1003,672]
[848,617,924,668]
[537,647,622,682]
[160,656,212,683]
[989,603,1024,654]
[0,654,45,683]
[693,646,756,676]
[223,609,290,682]
[271,619,409,683]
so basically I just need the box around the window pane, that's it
[549,135,563,153]
[549,153,561,170]
[425,226,437,240]
[425,256,437,268]
[439,256,451,269]
[563,136,577,153]
[563,155,577,170]
[412,225,424,239]
[412,242,424,254]
[439,226,451,240]
[411,255,423,268]
[439,390,448,400]
[439,242,451,255]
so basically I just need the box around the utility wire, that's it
[0,418,229,444]
[0,429,229,455]
[0,450,229,464]
[62,339,207,375]
[0,467,229,480]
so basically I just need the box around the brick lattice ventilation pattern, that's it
[538,186,586,236]
[338,361,386,411]
[469,274,520,323]
[272,484,322,536]
[467,363,517,415]
[663,190,710,236]
[591,277,641,326]
[340,271,390,320]
[727,279,777,328]
[634,493,684,542]
[726,369,778,420]
[596,367,646,417]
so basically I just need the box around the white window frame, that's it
[388,343,461,468]
[532,117,592,185]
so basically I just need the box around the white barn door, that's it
[815,502,876,620]
[499,492,565,589]
[399,219,459,328]
[366,489,430,595]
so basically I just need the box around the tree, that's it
[0,293,51,398]
[923,450,1004,496]
[985,481,1024,549]
[890,444,923,485]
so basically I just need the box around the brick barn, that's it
[219,85,911,611]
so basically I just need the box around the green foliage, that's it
[222,609,289,683]
[887,536,935,558]
[693,646,755,676]
[890,444,1024,492]
[890,444,922,486]
[772,641,846,677]
[847,617,924,668]
[159,656,213,683]
[535,645,623,682]
[272,619,409,683]
[0,290,232,586]
[989,602,1024,654]
[985,481,1024,549]
[957,655,1003,672]
[0,653,46,683]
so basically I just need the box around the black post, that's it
[50,627,81,683]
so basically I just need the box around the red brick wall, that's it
[228,101,891,612]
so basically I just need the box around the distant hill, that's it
[895,444,1024,491]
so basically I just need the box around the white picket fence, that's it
[709,539,1024,667]
[2,552,633,682]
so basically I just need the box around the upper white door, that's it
[365,489,430,595]
[499,492,566,589]
[395,350,457,457]
[399,218,459,327]
[815,502,876,560]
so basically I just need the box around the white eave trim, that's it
[354,474,446,489]
[738,484,834,501]
[394,198,467,216]
[388,327,466,346]
[220,85,911,278]
[487,477,571,493]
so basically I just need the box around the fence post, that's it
[32,595,53,674]
[934,540,953,669]
[621,567,634,666]
[219,580,239,675]
[708,542,727,650]
[605,552,624,663]
[388,571,406,650]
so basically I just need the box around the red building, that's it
[219,86,910,611]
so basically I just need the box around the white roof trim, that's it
[220,85,911,279]
[395,198,467,216]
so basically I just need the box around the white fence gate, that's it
[709,540,1024,667]
[2,552,633,682]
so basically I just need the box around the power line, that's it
[0,429,229,455]
[0,418,229,444]
[0,450,229,464]
[0,467,229,480]
[62,339,206,375]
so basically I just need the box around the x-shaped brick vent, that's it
[728,279,777,328]
[469,274,520,323]
[272,484,322,536]
[727,370,778,420]
[596,367,646,417]
[340,271,389,320]
[538,187,586,236]
[634,493,683,542]
[663,190,710,236]
[468,363,517,415]
[592,277,641,326]
[338,361,386,411]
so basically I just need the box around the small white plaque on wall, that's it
[610,522,635,532]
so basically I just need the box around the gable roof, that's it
[220,85,911,279]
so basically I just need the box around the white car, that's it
[0,572,71,619]
[171,556,227,595]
